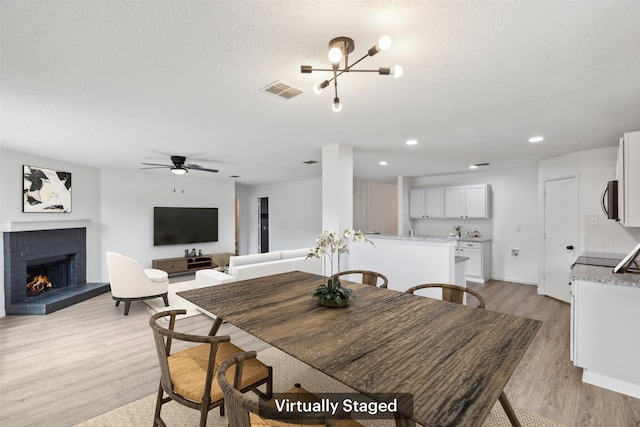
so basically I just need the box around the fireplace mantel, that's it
[1,219,92,232]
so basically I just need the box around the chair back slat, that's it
[405,283,485,309]
[332,270,389,288]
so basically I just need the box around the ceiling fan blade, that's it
[140,166,170,170]
[141,162,172,167]
[189,166,219,173]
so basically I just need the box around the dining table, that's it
[177,270,541,427]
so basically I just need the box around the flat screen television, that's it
[154,207,218,246]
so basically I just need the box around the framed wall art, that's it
[23,165,72,212]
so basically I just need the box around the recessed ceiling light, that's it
[528,136,544,143]
[405,139,418,146]
[379,161,388,166]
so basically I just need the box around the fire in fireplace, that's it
[25,254,72,297]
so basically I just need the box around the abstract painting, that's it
[23,165,72,212]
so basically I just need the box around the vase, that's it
[318,297,350,308]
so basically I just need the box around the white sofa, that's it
[195,248,322,288]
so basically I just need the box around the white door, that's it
[543,177,578,303]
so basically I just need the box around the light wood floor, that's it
[1,279,638,427]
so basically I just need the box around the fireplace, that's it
[3,227,109,315]
[26,254,74,296]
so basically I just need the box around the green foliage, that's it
[312,277,356,304]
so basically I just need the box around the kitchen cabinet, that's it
[411,184,490,220]
[457,240,491,282]
[409,187,443,218]
[571,278,640,398]
[617,130,640,227]
[445,184,491,219]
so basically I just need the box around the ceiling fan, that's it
[140,155,218,175]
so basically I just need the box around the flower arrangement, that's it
[306,229,373,306]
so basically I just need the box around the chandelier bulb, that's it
[332,97,342,112]
[391,65,403,78]
[378,35,392,51]
[313,84,324,95]
[328,47,342,65]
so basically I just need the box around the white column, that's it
[398,176,412,236]
[322,144,353,233]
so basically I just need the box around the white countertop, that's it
[363,234,491,243]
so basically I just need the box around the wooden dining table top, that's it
[177,270,541,427]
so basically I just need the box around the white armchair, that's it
[106,251,169,316]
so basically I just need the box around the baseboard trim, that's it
[582,370,640,399]
[489,276,539,286]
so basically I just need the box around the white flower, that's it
[306,229,372,276]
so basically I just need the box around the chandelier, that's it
[301,36,402,112]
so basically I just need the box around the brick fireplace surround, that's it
[3,227,109,315]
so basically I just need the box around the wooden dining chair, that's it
[149,310,273,427]
[332,270,389,288]
[217,351,363,427]
[405,284,522,427]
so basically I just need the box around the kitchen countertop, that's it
[570,252,640,289]
[364,234,491,243]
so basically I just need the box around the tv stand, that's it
[152,255,214,275]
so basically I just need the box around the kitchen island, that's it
[345,234,467,293]
[570,253,640,398]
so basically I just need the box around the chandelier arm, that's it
[345,53,370,70]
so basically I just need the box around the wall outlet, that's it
[510,249,520,258]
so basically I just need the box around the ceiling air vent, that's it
[260,81,303,100]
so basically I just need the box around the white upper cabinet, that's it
[409,187,444,218]
[464,184,490,218]
[411,184,491,220]
[618,131,640,227]
[445,184,490,219]
[444,187,465,218]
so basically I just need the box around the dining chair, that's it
[217,351,363,427]
[149,310,273,427]
[332,270,389,288]
[405,283,522,427]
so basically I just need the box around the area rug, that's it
[74,347,565,427]
[140,280,203,319]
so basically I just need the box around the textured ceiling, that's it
[2,1,640,185]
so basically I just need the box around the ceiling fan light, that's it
[332,97,342,112]
[391,65,403,78]
[171,167,187,175]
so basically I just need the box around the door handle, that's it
[566,245,574,250]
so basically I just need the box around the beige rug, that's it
[141,280,205,319]
[74,347,564,427]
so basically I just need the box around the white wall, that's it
[236,178,322,255]
[537,146,634,292]
[353,179,398,235]
[409,166,539,285]
[100,168,236,280]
